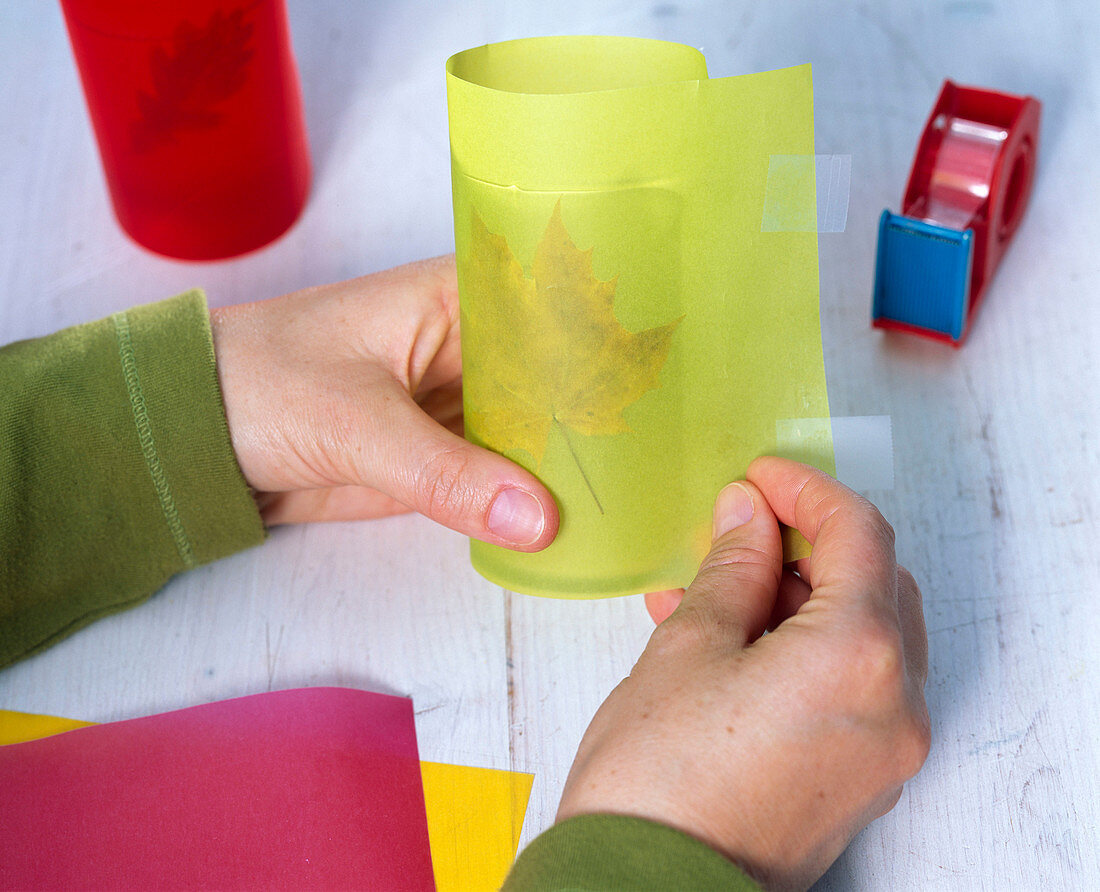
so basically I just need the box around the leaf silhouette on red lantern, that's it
[131,8,254,153]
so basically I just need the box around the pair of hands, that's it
[211,257,930,890]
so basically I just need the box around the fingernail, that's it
[488,488,545,546]
[713,482,755,538]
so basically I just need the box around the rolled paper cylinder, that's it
[446,37,835,598]
[60,0,311,261]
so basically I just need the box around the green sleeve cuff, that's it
[503,814,761,891]
[0,291,266,668]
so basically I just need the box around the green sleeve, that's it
[0,291,266,669]
[503,814,761,890]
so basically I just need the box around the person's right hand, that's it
[557,457,930,890]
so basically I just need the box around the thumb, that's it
[672,481,783,648]
[354,378,559,551]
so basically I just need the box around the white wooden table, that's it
[2,2,1097,888]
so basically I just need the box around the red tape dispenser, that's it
[872,81,1040,346]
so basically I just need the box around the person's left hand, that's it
[208,255,558,551]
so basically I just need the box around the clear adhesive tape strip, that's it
[923,116,1007,232]
[761,154,852,233]
[775,415,894,493]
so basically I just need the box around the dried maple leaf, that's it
[131,8,255,153]
[462,201,681,511]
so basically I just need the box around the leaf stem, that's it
[553,416,605,515]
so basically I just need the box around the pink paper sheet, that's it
[0,687,435,890]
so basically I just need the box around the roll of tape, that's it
[873,81,1041,346]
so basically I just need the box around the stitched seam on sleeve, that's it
[111,310,196,569]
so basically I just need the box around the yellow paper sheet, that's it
[0,710,533,891]
[420,760,534,892]
[447,37,835,598]
[0,709,93,743]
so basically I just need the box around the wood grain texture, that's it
[1,1,1097,888]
